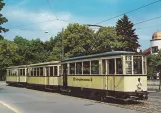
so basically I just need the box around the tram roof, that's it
[6,65,28,69]
[28,61,60,67]
[62,51,142,62]
[6,61,60,69]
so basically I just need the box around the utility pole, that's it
[61,28,64,61]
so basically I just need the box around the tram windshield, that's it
[125,55,146,75]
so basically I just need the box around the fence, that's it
[147,80,161,91]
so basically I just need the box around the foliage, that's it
[0,0,9,40]
[116,14,140,51]
[50,32,63,61]
[63,23,95,57]
[0,39,18,69]
[14,36,50,65]
[94,26,127,52]
[147,51,161,79]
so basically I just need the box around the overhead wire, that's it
[134,15,161,25]
[96,0,161,24]
[136,24,161,30]
[46,0,58,20]
[6,0,161,32]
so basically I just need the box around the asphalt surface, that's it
[0,81,149,113]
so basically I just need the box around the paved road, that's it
[149,91,161,100]
[0,81,145,113]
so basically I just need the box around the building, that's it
[150,31,161,54]
[143,31,161,79]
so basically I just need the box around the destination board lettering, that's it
[73,77,92,81]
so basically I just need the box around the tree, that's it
[147,51,161,90]
[0,39,18,80]
[50,32,63,61]
[63,23,95,57]
[14,36,49,65]
[0,0,9,40]
[116,14,140,51]
[94,26,126,52]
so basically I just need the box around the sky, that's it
[1,0,161,51]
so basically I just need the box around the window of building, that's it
[152,46,158,53]
[133,56,142,74]
[108,59,115,74]
[91,60,99,74]
[76,62,82,74]
[116,58,123,74]
[125,56,132,74]
[54,66,58,76]
[50,67,53,76]
[83,61,90,74]
[69,63,75,74]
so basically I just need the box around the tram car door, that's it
[63,64,67,87]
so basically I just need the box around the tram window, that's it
[50,67,53,76]
[108,59,115,74]
[91,60,99,74]
[83,61,90,74]
[69,63,75,74]
[59,66,62,76]
[40,67,43,76]
[37,68,40,76]
[54,66,58,76]
[116,58,123,74]
[133,56,142,74]
[102,60,106,74]
[7,70,9,75]
[76,62,82,74]
[31,68,33,76]
[23,69,25,76]
[34,68,36,76]
[46,67,49,77]
[125,61,132,74]
[20,69,22,76]
[125,56,132,74]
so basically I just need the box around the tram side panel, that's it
[6,68,19,85]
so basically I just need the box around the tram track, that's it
[101,98,161,113]
[68,95,161,113]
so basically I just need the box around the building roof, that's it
[143,48,151,55]
[152,31,161,40]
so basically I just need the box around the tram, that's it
[60,51,148,101]
[6,65,27,86]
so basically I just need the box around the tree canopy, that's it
[116,14,140,51]
[0,0,9,40]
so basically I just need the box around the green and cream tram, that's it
[60,51,148,100]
